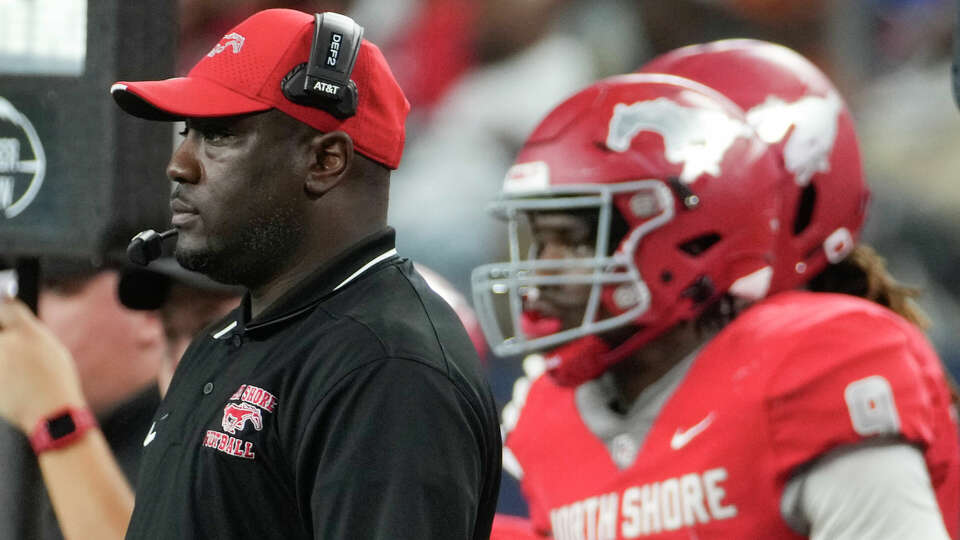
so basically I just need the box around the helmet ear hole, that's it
[793,183,817,235]
[678,233,722,257]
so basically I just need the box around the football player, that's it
[477,43,959,539]
[639,40,959,538]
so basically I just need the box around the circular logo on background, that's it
[0,96,46,219]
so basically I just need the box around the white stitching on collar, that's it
[333,248,398,292]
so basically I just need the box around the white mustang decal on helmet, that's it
[746,92,841,187]
[606,98,752,184]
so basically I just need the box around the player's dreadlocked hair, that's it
[807,244,930,330]
[695,243,932,342]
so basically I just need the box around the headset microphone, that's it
[127,228,178,266]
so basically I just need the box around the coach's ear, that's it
[305,131,354,198]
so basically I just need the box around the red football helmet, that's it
[471,73,783,386]
[641,39,870,293]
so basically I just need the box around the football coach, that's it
[109,9,500,539]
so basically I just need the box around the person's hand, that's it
[0,296,86,433]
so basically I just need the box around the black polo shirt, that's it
[126,229,501,539]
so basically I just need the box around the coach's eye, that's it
[200,128,234,144]
[183,120,236,145]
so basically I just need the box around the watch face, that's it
[48,413,77,439]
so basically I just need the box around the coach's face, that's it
[166,110,309,287]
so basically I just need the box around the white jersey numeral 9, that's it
[844,375,901,436]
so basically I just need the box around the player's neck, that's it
[606,323,712,412]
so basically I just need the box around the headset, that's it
[129,13,365,266]
[281,12,364,119]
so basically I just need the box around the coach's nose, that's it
[167,130,202,185]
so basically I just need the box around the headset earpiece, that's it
[281,12,363,119]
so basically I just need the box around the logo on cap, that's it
[207,32,246,57]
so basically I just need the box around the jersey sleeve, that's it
[502,356,556,536]
[764,308,938,479]
[505,442,553,537]
[296,358,496,540]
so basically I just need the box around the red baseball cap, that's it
[110,9,409,169]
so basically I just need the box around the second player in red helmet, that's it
[641,38,869,294]
[641,40,959,538]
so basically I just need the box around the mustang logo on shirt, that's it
[222,402,263,434]
[202,383,279,460]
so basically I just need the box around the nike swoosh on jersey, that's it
[670,412,716,450]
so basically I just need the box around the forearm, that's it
[37,428,134,540]
[0,298,134,538]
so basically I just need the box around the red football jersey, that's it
[492,514,543,539]
[503,291,960,539]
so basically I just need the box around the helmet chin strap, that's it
[544,323,666,387]
[544,335,612,387]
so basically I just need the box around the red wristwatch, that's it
[29,407,97,454]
